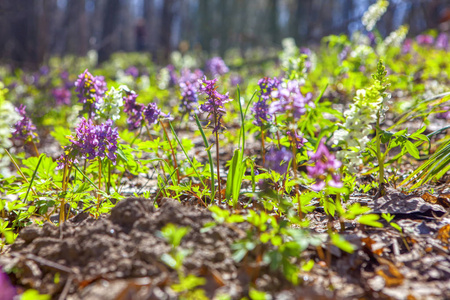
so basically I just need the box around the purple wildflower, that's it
[0,269,16,300]
[230,74,243,86]
[55,154,79,170]
[69,118,119,163]
[435,33,449,50]
[287,130,307,149]
[198,76,231,133]
[12,105,39,142]
[416,34,434,45]
[52,88,71,106]
[339,46,351,62]
[205,57,229,77]
[144,102,170,125]
[179,68,204,84]
[270,80,314,120]
[436,106,450,120]
[124,66,139,78]
[252,98,271,126]
[306,140,342,191]
[252,77,280,126]
[265,147,293,174]
[74,69,107,117]
[123,92,145,130]
[167,64,178,86]
[402,39,412,54]
[258,77,280,99]
[179,81,199,115]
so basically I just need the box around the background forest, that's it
[1,0,449,68]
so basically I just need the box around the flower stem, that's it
[4,149,37,196]
[214,115,222,203]
[59,158,68,224]
[375,113,385,196]
[144,123,169,197]
[274,115,282,149]
[261,125,265,164]
[30,141,39,157]
[97,157,102,212]
[159,120,180,184]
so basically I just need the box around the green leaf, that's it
[358,214,383,228]
[331,233,355,253]
[404,140,420,159]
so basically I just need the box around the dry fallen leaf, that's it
[437,224,450,245]
[375,258,404,287]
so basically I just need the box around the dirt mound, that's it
[0,197,328,299]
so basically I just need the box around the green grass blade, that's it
[168,121,205,188]
[194,113,215,201]
[73,164,100,191]
[24,154,44,202]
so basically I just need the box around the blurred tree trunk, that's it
[3,0,39,68]
[160,0,175,61]
[269,0,279,45]
[61,0,87,56]
[199,0,211,52]
[98,0,121,63]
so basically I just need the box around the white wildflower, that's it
[96,86,124,121]
[362,0,389,32]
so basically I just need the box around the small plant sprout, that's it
[198,76,232,203]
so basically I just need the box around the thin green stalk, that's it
[73,164,99,191]
[159,120,180,184]
[376,113,385,195]
[194,114,215,202]
[97,157,102,211]
[168,121,206,188]
[4,149,37,196]
[214,115,222,203]
[107,160,111,195]
[261,126,266,164]
[24,154,44,202]
[130,124,143,147]
[60,159,68,224]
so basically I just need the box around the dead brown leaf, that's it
[421,192,437,204]
[375,257,404,287]
[437,224,450,244]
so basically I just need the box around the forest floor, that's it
[1,185,449,299]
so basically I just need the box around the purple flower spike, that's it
[205,57,229,77]
[179,81,199,115]
[416,34,434,45]
[198,76,231,133]
[270,80,314,120]
[287,130,307,149]
[143,102,170,126]
[123,92,145,131]
[52,88,71,106]
[435,33,449,50]
[12,104,39,142]
[265,147,293,174]
[144,103,162,125]
[125,66,139,78]
[69,118,119,163]
[0,269,16,300]
[56,154,79,170]
[402,39,412,54]
[252,97,272,126]
[252,76,280,126]
[307,140,342,191]
[74,69,107,117]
